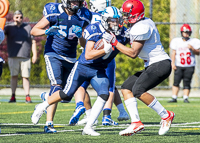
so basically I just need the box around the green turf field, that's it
[0,95,200,143]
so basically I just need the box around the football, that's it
[93,39,104,50]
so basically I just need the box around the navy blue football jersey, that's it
[78,22,130,69]
[43,3,92,58]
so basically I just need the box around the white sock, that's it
[46,121,53,126]
[148,98,168,119]
[124,97,140,122]
[85,109,92,117]
[41,101,50,110]
[183,95,188,100]
[172,95,177,99]
[116,103,126,113]
[85,96,106,128]
[45,92,49,101]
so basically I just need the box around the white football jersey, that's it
[129,18,170,67]
[170,38,200,67]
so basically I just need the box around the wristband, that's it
[111,40,118,46]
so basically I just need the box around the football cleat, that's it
[44,125,57,133]
[102,115,118,126]
[183,99,189,103]
[40,92,48,102]
[9,96,16,103]
[77,115,98,125]
[119,121,145,136]
[82,127,100,136]
[158,110,175,135]
[117,111,130,121]
[25,95,32,103]
[69,105,86,125]
[168,98,177,103]
[31,103,46,124]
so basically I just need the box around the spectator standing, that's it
[0,28,5,77]
[168,24,200,103]
[4,10,37,103]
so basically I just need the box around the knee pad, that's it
[132,87,144,98]
[183,80,191,90]
[59,90,72,101]
[183,85,191,90]
[49,85,62,96]
[99,94,109,101]
[121,81,133,91]
[173,83,180,87]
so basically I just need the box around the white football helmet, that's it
[89,0,111,13]
[61,0,84,13]
[0,28,5,44]
[101,6,123,35]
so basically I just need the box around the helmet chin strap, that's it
[67,5,79,13]
[182,36,190,41]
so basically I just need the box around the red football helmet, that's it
[121,0,145,24]
[180,24,192,36]
[180,24,192,32]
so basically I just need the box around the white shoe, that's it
[159,111,175,135]
[31,103,46,124]
[119,121,145,136]
[78,115,98,125]
[77,115,88,125]
[82,127,100,136]
[117,111,130,121]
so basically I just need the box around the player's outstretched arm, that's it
[31,17,50,36]
[103,32,144,59]
[115,41,144,59]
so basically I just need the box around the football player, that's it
[168,24,200,103]
[30,0,92,133]
[31,6,130,136]
[102,0,175,136]
[70,0,129,126]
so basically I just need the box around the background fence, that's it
[0,0,200,89]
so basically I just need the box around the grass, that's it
[0,95,200,143]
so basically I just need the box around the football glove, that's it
[102,32,118,46]
[45,26,60,36]
[72,25,82,38]
[103,39,113,54]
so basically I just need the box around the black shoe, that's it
[168,98,177,103]
[9,96,16,103]
[184,99,189,103]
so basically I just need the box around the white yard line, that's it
[0,122,200,137]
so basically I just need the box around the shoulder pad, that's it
[43,3,60,17]
[78,8,92,19]
[130,24,151,41]
[84,23,102,41]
